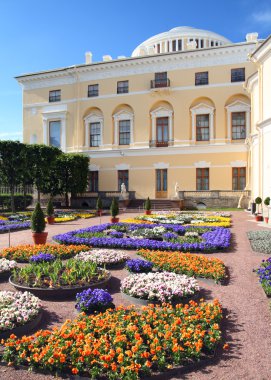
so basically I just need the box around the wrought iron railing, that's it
[150,78,170,89]
[149,139,174,148]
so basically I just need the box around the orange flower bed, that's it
[138,249,226,282]
[2,300,222,379]
[0,244,90,263]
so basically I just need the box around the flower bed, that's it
[0,291,41,335]
[2,300,222,379]
[255,257,271,296]
[53,223,231,253]
[121,272,199,303]
[75,288,115,314]
[54,216,77,223]
[137,249,226,283]
[125,259,154,273]
[0,258,17,280]
[0,244,90,262]
[0,221,31,233]
[247,231,271,254]
[74,249,129,267]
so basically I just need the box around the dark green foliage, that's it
[0,195,32,211]
[31,202,46,233]
[96,197,103,210]
[255,197,262,205]
[264,197,270,206]
[144,197,151,211]
[110,198,119,217]
[46,199,54,216]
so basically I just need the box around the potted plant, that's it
[31,202,48,244]
[46,199,55,224]
[255,197,263,222]
[96,197,103,216]
[144,197,151,215]
[110,198,119,223]
[264,197,270,223]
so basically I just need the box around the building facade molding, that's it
[230,160,247,167]
[225,100,251,141]
[190,103,215,142]
[115,163,131,170]
[153,162,170,169]
[194,160,211,168]
[113,110,134,145]
[84,112,104,147]
[150,106,174,141]
[41,110,67,152]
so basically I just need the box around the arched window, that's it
[113,110,134,146]
[84,112,103,147]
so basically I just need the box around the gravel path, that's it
[0,211,271,380]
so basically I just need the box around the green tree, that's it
[0,141,26,212]
[31,202,46,233]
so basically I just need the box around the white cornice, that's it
[250,36,271,63]
[244,71,258,93]
[17,43,257,90]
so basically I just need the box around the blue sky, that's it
[0,0,270,141]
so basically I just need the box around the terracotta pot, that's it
[97,209,102,216]
[255,215,263,222]
[32,232,48,245]
[110,217,119,223]
[264,217,269,224]
[46,216,55,224]
[145,210,151,215]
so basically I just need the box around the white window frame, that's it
[42,111,67,152]
[225,101,250,141]
[150,107,173,142]
[113,110,134,145]
[190,103,214,143]
[84,113,103,147]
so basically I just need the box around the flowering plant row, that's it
[137,250,226,282]
[121,272,199,302]
[2,300,222,379]
[255,257,271,296]
[75,249,129,267]
[0,221,31,234]
[53,223,231,253]
[0,291,41,332]
[54,216,77,223]
[30,253,56,263]
[0,244,90,262]
[0,258,17,274]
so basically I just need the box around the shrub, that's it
[96,197,103,211]
[144,197,151,211]
[110,198,119,218]
[0,195,33,211]
[46,199,54,217]
[31,203,45,233]
[264,197,270,206]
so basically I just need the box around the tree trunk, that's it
[65,192,69,207]
[37,189,41,204]
[23,185,27,210]
[10,186,15,213]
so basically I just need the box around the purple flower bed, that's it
[75,288,114,313]
[0,221,31,234]
[30,253,56,263]
[53,223,231,253]
[126,259,153,273]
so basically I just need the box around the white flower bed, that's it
[0,291,41,332]
[131,226,166,238]
[0,258,17,274]
[184,231,199,237]
[75,249,129,265]
[121,272,200,303]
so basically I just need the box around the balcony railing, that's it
[150,78,170,89]
[180,190,250,198]
[149,139,173,148]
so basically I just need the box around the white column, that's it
[42,117,48,145]
[227,110,231,141]
[114,117,118,145]
[130,118,134,143]
[60,117,66,152]
[210,112,214,140]
[151,114,156,142]
[169,40,172,52]
[84,121,89,147]
[246,111,250,138]
[100,120,103,146]
[191,112,196,142]
[169,114,173,141]
[175,39,178,51]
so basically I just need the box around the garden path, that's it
[0,211,271,380]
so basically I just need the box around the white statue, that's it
[174,182,180,198]
[237,194,244,209]
[121,182,127,194]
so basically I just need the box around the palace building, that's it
[15,26,271,208]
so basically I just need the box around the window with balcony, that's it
[89,171,99,192]
[231,68,245,82]
[49,90,61,102]
[231,112,246,140]
[88,84,99,97]
[195,72,208,86]
[117,80,129,94]
[119,120,130,145]
[232,167,246,190]
[151,72,170,88]
[196,114,210,141]
[196,168,209,190]
[90,122,101,147]
[49,120,61,148]
[118,170,129,191]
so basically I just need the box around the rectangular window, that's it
[232,112,246,140]
[172,40,176,51]
[231,68,245,82]
[117,80,129,94]
[156,117,169,146]
[89,171,99,192]
[119,120,130,145]
[195,71,208,85]
[232,167,246,190]
[118,170,129,191]
[196,114,210,141]
[196,168,209,190]
[178,39,182,51]
[49,120,61,148]
[200,39,204,48]
[49,90,61,102]
[88,84,99,97]
[90,122,101,147]
[152,72,168,88]
[157,44,161,53]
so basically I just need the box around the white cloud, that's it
[0,131,22,140]
[253,10,271,24]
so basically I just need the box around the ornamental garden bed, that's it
[255,257,271,297]
[74,249,130,269]
[137,249,227,283]
[0,291,41,339]
[0,220,31,233]
[0,258,17,281]
[9,259,111,299]
[0,244,90,263]
[247,231,271,254]
[53,223,231,253]
[1,300,222,379]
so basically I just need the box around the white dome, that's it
[132,26,232,57]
